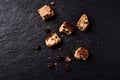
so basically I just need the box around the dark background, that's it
[0,0,120,80]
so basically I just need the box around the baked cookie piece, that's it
[45,33,61,47]
[59,21,74,35]
[38,5,55,20]
[77,14,89,31]
[65,56,71,62]
[74,47,89,60]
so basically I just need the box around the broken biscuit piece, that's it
[59,21,74,35]
[65,56,71,62]
[45,33,61,47]
[77,14,89,31]
[74,47,89,60]
[38,5,55,20]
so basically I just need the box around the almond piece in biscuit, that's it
[38,5,55,20]
[74,47,89,60]
[59,21,74,35]
[77,14,89,31]
[45,33,61,47]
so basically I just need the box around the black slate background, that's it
[0,0,120,80]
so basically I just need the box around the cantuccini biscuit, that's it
[77,14,89,31]
[38,5,55,20]
[59,21,74,35]
[74,47,89,60]
[45,33,61,47]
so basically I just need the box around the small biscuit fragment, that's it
[59,22,74,35]
[77,14,89,31]
[65,56,71,62]
[45,33,61,47]
[74,47,89,60]
[38,5,55,20]
[50,1,55,5]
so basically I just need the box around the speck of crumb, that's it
[58,48,61,50]
[50,1,55,5]
[48,57,51,59]
[65,56,71,62]
[54,63,58,66]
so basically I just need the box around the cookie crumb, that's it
[50,1,55,5]
[47,63,55,68]
[65,56,71,62]
[48,57,51,59]
[54,63,58,66]
[58,47,61,50]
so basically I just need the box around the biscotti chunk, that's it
[38,5,55,20]
[59,21,74,35]
[45,33,61,47]
[77,14,89,31]
[65,56,71,62]
[74,47,89,60]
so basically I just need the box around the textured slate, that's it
[0,0,120,80]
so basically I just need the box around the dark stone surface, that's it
[0,0,120,80]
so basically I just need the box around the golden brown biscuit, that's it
[59,21,74,35]
[38,5,55,20]
[77,14,89,31]
[74,47,89,60]
[45,33,61,47]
